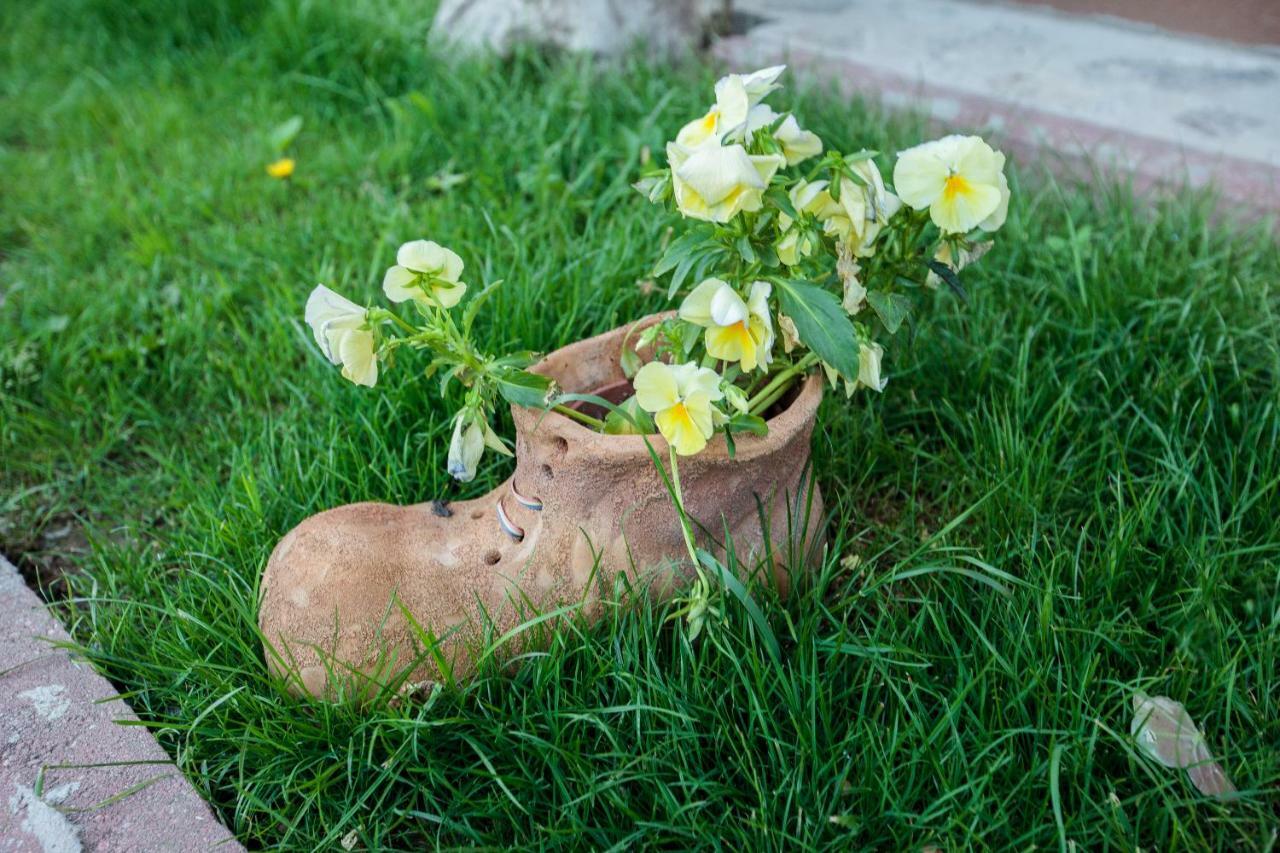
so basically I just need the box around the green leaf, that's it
[696,549,781,664]
[619,346,642,379]
[268,116,303,152]
[866,290,912,334]
[735,234,756,264]
[495,368,553,408]
[602,396,654,435]
[462,279,503,334]
[775,279,859,379]
[726,412,768,436]
[766,186,798,220]
[653,231,703,277]
[925,260,968,303]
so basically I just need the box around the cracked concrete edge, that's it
[0,556,243,852]
[715,5,1280,219]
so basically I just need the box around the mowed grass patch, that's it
[1,0,1277,848]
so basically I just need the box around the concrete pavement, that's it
[0,556,241,852]
[717,0,1280,216]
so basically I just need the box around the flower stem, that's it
[668,446,703,573]
[552,403,605,430]
[747,354,818,416]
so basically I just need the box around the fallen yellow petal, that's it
[267,158,296,179]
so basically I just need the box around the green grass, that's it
[3,0,1278,848]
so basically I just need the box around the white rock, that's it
[432,0,721,56]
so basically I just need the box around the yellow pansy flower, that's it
[821,342,886,398]
[304,285,378,387]
[668,143,784,224]
[776,179,841,266]
[633,361,725,456]
[382,240,467,309]
[676,65,786,147]
[856,341,886,392]
[266,158,295,179]
[893,135,1006,234]
[773,115,822,165]
[823,160,901,257]
[679,278,775,372]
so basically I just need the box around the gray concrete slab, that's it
[0,557,241,852]
[719,0,1280,215]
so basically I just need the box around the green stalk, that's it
[552,403,605,430]
[667,446,703,573]
[747,354,818,416]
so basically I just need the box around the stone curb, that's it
[716,0,1280,219]
[0,557,242,852]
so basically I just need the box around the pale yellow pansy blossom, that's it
[679,278,775,372]
[777,314,801,354]
[668,143,784,223]
[677,65,785,147]
[838,247,867,315]
[446,409,511,483]
[893,135,1006,234]
[776,179,840,267]
[979,151,1011,232]
[773,115,822,165]
[304,284,378,387]
[823,160,901,257]
[633,361,726,456]
[820,342,886,397]
[856,342,887,392]
[382,240,467,309]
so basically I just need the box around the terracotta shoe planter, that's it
[259,317,826,698]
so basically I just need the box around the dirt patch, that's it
[0,516,92,601]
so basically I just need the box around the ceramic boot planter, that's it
[259,317,826,698]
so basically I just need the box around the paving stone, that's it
[0,557,242,852]
[717,0,1280,216]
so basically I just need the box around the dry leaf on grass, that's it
[1131,692,1236,799]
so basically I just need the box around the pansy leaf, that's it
[726,412,768,436]
[926,259,968,303]
[866,290,912,335]
[462,279,503,334]
[602,396,655,435]
[496,368,554,408]
[775,279,859,380]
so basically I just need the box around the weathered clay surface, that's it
[259,318,825,698]
[431,0,719,56]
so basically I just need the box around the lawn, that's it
[2,0,1278,848]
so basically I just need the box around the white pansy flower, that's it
[979,151,1011,232]
[304,284,378,387]
[773,115,823,165]
[668,143,784,223]
[383,240,467,309]
[446,408,510,483]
